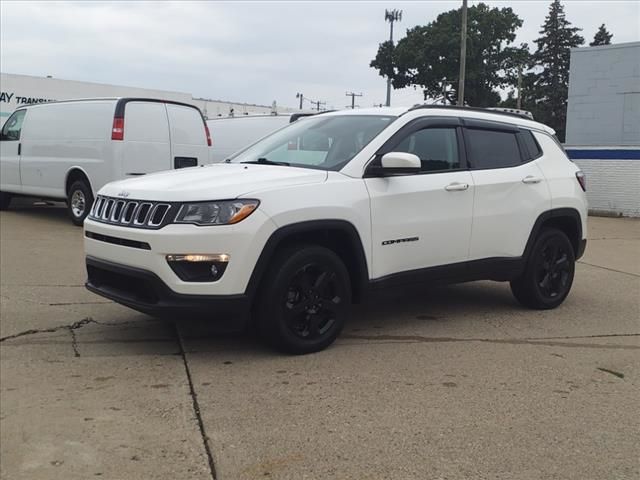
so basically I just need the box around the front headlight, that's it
[174,200,259,226]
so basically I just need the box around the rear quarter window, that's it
[465,128,522,169]
[518,130,543,160]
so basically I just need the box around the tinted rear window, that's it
[465,128,521,169]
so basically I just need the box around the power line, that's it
[345,91,363,109]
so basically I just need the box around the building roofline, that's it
[570,41,640,53]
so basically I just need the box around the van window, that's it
[166,104,206,146]
[465,128,522,169]
[0,110,26,141]
[124,102,170,142]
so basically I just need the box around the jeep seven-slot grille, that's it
[89,195,174,229]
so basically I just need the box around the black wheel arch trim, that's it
[245,219,369,302]
[523,208,585,260]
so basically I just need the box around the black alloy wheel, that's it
[284,263,342,341]
[511,228,575,309]
[256,245,351,354]
[536,241,572,299]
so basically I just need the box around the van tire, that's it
[67,180,93,226]
[0,192,12,210]
[256,245,351,354]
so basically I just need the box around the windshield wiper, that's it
[241,157,290,166]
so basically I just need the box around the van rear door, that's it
[165,104,209,168]
[121,102,171,176]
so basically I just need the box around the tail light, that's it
[204,122,212,146]
[111,116,124,141]
[576,171,586,191]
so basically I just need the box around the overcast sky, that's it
[1,1,638,109]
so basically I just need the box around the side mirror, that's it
[380,152,421,174]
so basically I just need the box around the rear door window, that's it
[0,110,26,141]
[465,128,522,169]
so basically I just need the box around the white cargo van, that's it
[207,113,315,163]
[0,98,211,224]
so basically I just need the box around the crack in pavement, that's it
[49,301,112,306]
[341,333,640,350]
[577,261,640,277]
[174,323,218,480]
[0,317,148,346]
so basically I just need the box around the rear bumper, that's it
[85,256,250,321]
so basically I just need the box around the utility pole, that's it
[457,0,468,106]
[517,66,523,109]
[345,91,363,109]
[384,9,402,107]
[313,100,326,112]
[295,92,304,110]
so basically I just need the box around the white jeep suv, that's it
[84,106,588,354]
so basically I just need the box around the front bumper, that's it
[86,256,250,320]
[83,210,275,296]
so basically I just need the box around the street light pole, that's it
[384,9,402,107]
[296,92,304,110]
[457,0,468,106]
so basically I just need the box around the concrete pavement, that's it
[1,202,638,479]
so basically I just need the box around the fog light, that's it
[166,254,229,282]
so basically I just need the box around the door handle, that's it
[445,182,469,192]
[522,175,542,184]
[17,143,21,155]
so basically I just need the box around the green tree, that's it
[370,3,525,107]
[530,0,584,141]
[590,24,613,46]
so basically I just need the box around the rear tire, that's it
[255,245,351,354]
[510,228,575,309]
[67,180,93,226]
[0,192,12,210]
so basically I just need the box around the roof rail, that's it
[486,107,534,120]
[407,104,534,121]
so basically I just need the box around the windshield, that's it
[230,114,396,171]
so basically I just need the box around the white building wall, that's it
[565,42,640,217]
[572,156,640,217]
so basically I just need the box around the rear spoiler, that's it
[289,110,336,123]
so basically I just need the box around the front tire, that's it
[256,245,351,354]
[511,228,575,309]
[0,192,12,210]
[67,180,93,226]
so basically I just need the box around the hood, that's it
[99,163,328,201]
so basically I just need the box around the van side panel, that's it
[19,101,115,198]
[166,104,208,167]
[120,102,171,176]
